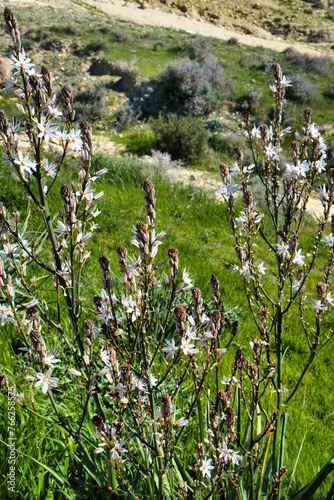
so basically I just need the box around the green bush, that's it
[151,113,209,164]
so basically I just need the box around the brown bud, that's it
[272,408,279,421]
[192,288,203,321]
[211,274,220,300]
[220,163,230,184]
[93,295,103,311]
[174,305,187,334]
[288,233,299,254]
[83,319,95,339]
[210,310,221,336]
[231,320,239,339]
[0,110,9,136]
[120,363,132,382]
[218,389,229,411]
[92,414,105,431]
[0,372,8,391]
[234,147,243,163]
[168,247,179,278]
[272,63,282,82]
[291,141,300,159]
[316,282,326,300]
[242,111,250,128]
[143,180,156,222]
[261,308,268,325]
[235,245,246,264]
[4,7,21,50]
[225,406,236,440]
[210,409,219,430]
[243,189,253,209]
[160,392,172,420]
[196,443,205,459]
[303,107,312,127]
[260,124,268,144]
[41,66,52,93]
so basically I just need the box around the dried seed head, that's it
[99,254,110,274]
[210,310,221,336]
[120,363,132,383]
[210,409,219,430]
[218,389,229,411]
[288,233,299,254]
[92,415,105,432]
[291,141,300,159]
[231,320,239,339]
[220,163,230,184]
[234,147,243,163]
[143,180,156,222]
[243,189,253,209]
[192,287,203,321]
[211,274,220,300]
[30,328,46,359]
[303,107,312,127]
[168,247,179,278]
[235,245,246,264]
[271,62,282,82]
[4,7,21,50]
[41,66,52,93]
[272,408,279,421]
[0,372,8,391]
[0,110,9,136]
[174,305,187,334]
[26,307,38,320]
[232,346,245,373]
[135,221,149,259]
[80,120,93,154]
[242,111,250,128]
[83,319,95,339]
[225,406,236,440]
[62,85,74,121]
[60,184,74,212]
[260,124,268,144]
[196,443,205,459]
[117,246,128,273]
[160,392,172,420]
[316,282,326,300]
[260,307,268,325]
[93,295,103,311]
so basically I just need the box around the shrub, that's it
[82,37,107,55]
[284,48,331,77]
[74,83,107,120]
[113,101,141,129]
[205,116,225,133]
[285,75,318,103]
[155,58,227,115]
[176,36,214,62]
[236,87,263,114]
[151,113,209,163]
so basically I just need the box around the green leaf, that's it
[292,457,334,500]
[286,429,307,496]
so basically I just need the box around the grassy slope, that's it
[0,3,333,498]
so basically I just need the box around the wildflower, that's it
[35,369,59,394]
[217,180,242,200]
[316,184,329,202]
[199,458,214,478]
[148,373,158,386]
[47,105,62,120]
[292,279,302,292]
[13,150,36,178]
[180,337,199,356]
[36,121,59,145]
[162,338,179,359]
[324,292,334,306]
[264,143,282,159]
[111,441,128,460]
[54,221,70,238]
[3,76,17,94]
[44,351,61,367]
[258,262,267,275]
[182,268,192,286]
[174,417,189,427]
[322,234,334,247]
[276,243,290,260]
[294,160,309,178]
[67,129,82,153]
[69,368,82,377]
[281,75,292,88]
[132,378,148,393]
[230,450,242,465]
[310,297,325,313]
[292,249,305,266]
[12,52,35,75]
[218,442,233,463]
[41,159,57,178]
[284,164,298,181]
[251,124,261,139]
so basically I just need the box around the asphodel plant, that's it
[0,7,333,499]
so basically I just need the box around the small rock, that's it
[139,1,148,8]
[189,174,196,181]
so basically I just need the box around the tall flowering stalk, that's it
[217,62,334,498]
[0,9,332,499]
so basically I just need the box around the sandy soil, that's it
[82,0,333,58]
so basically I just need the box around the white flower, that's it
[218,442,233,463]
[12,52,35,75]
[47,105,62,120]
[251,125,261,139]
[258,262,267,275]
[221,375,232,385]
[3,76,17,94]
[44,350,61,367]
[310,297,325,313]
[148,373,158,386]
[324,292,334,306]
[200,458,214,478]
[162,338,179,359]
[294,160,309,178]
[281,75,292,88]
[276,243,290,260]
[265,143,282,159]
[174,417,189,427]
[13,150,36,178]
[284,164,298,181]
[230,450,242,465]
[111,441,127,460]
[0,304,14,326]
[67,129,82,153]
[36,121,59,144]
[322,234,334,247]
[292,249,305,266]
[180,337,198,356]
[230,162,242,177]
[77,181,95,202]
[35,369,59,394]
[41,159,57,178]
[292,279,302,292]
[217,180,242,200]
[132,378,148,393]
[182,268,192,286]
[316,184,329,202]
[54,221,70,238]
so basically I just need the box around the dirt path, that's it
[82,0,332,58]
